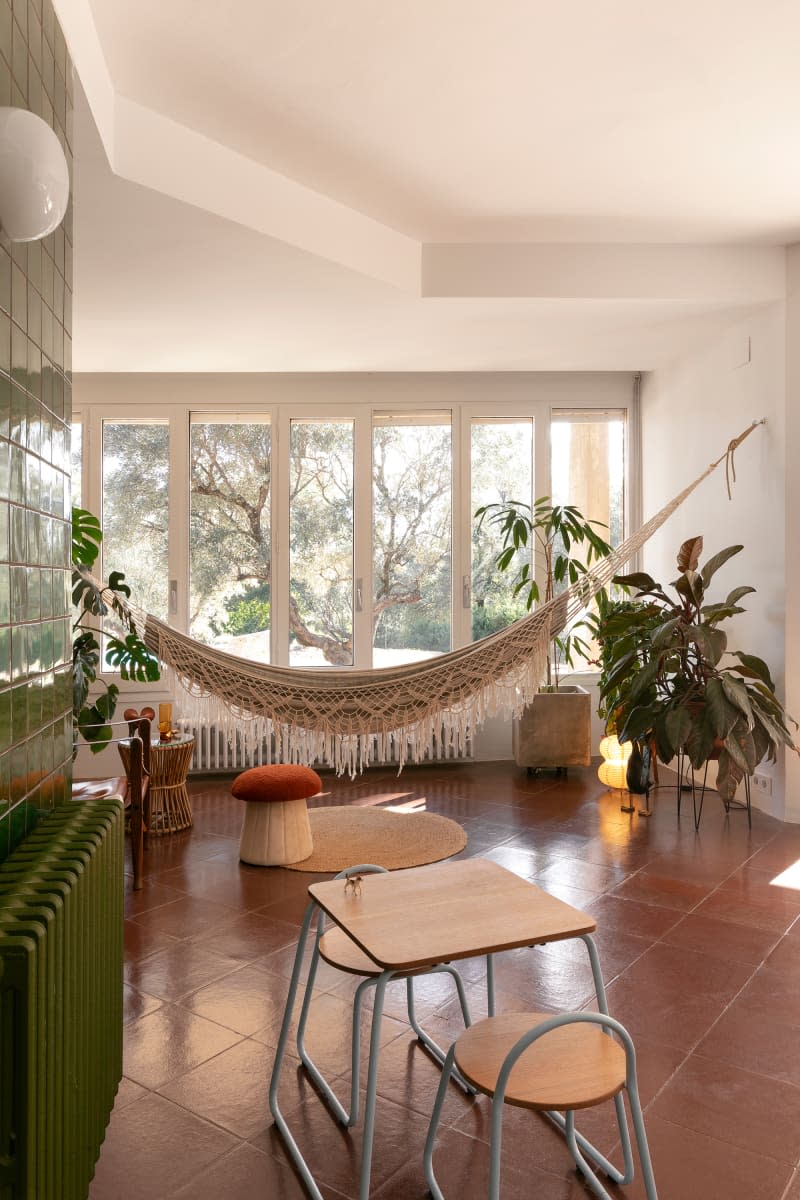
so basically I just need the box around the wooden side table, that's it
[121,734,194,835]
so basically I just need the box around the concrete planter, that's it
[512,684,592,770]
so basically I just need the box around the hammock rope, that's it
[132,419,764,775]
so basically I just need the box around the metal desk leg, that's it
[268,899,325,1200]
[359,970,394,1200]
[543,934,634,1186]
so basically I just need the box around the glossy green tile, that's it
[10,741,27,804]
[10,681,25,739]
[0,689,9,751]
[0,627,9,686]
[9,564,25,620]
[9,502,24,561]
[24,566,39,619]
[10,323,26,389]
[0,310,10,378]
[10,624,25,680]
[26,452,40,509]
[39,567,51,618]
[0,502,7,563]
[0,375,10,438]
[0,564,8,622]
[8,444,23,502]
[0,0,11,67]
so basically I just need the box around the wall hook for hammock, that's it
[708,418,766,501]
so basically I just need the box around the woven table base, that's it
[283,805,467,873]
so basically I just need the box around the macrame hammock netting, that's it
[132,421,763,776]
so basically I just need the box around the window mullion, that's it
[170,412,189,632]
[353,411,372,669]
[272,406,290,666]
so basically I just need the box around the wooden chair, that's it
[425,1010,658,1200]
[119,717,151,890]
[72,716,151,890]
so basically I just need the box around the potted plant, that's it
[597,535,798,803]
[475,497,614,770]
[72,506,160,754]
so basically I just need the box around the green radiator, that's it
[0,800,124,1200]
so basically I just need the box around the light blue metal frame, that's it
[424,1011,658,1200]
[295,865,478,1125]
[268,865,492,1200]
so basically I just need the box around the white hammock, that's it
[136,421,763,775]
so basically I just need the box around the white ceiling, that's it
[64,0,797,372]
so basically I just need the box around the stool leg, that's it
[406,968,475,1094]
[423,1043,457,1200]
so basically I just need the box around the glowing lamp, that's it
[597,734,632,790]
[0,108,69,241]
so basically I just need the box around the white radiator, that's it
[179,722,472,773]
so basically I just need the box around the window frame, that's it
[75,390,636,675]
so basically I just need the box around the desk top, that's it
[308,858,595,972]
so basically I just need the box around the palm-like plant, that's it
[72,506,160,754]
[475,497,614,686]
[598,536,797,799]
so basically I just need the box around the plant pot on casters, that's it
[513,686,592,775]
[475,496,616,778]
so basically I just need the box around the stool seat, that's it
[319,925,431,979]
[455,1011,626,1111]
[232,764,321,866]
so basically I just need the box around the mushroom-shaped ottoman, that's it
[232,765,322,866]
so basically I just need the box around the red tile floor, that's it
[88,761,800,1200]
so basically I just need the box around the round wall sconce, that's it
[0,107,69,242]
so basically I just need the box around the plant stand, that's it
[675,750,752,831]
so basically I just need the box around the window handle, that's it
[355,578,363,612]
[169,579,178,615]
[462,574,471,609]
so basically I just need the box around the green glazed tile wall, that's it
[0,0,73,857]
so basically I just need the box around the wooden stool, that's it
[425,1011,658,1200]
[232,765,321,865]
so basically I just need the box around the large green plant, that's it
[72,506,160,754]
[598,536,798,799]
[475,497,614,686]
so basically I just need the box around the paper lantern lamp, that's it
[597,734,632,790]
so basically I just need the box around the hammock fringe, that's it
[131,420,763,777]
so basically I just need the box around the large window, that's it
[83,395,631,672]
[373,414,451,665]
[470,418,533,641]
[189,417,272,662]
[289,420,354,666]
[102,420,169,620]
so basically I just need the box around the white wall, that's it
[641,302,787,817]
[784,249,800,822]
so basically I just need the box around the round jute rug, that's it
[284,805,467,873]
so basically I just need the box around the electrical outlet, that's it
[753,773,772,796]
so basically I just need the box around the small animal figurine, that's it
[343,873,363,898]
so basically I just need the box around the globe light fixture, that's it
[0,107,69,242]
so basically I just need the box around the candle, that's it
[159,703,172,728]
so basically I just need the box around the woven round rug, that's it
[284,805,467,872]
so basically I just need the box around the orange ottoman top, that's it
[231,765,322,803]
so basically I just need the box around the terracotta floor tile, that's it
[165,1141,345,1200]
[123,1004,243,1090]
[585,893,683,940]
[88,764,800,1200]
[696,995,800,1087]
[192,909,300,960]
[610,870,714,912]
[124,941,246,1001]
[601,943,753,1050]
[650,1052,800,1164]
[182,962,293,1035]
[88,1093,238,1200]
[616,1114,793,1200]
[659,911,780,965]
[158,1038,275,1139]
[128,894,241,940]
